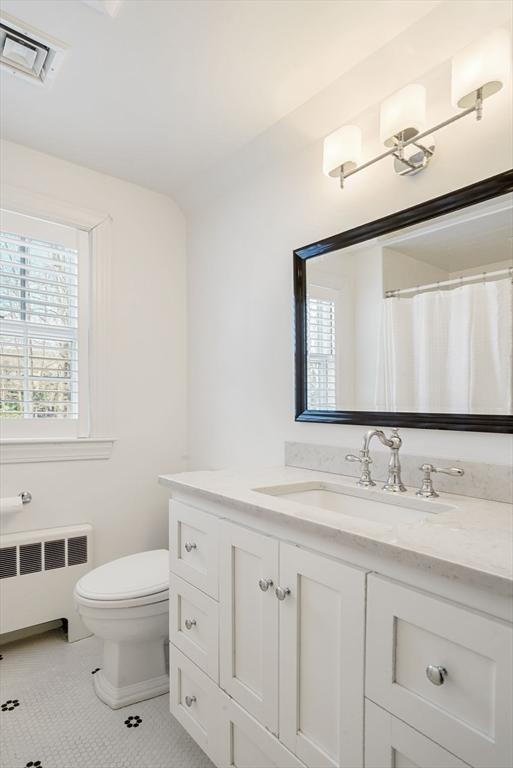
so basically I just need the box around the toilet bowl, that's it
[74,549,169,710]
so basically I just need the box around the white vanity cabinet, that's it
[167,494,513,768]
[366,576,513,768]
[219,521,366,768]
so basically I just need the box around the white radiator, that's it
[0,524,93,642]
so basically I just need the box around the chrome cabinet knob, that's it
[184,618,197,630]
[426,665,448,686]
[184,695,196,707]
[275,586,291,601]
[258,578,273,592]
[184,541,197,553]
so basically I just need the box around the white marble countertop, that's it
[159,466,513,595]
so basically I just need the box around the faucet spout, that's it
[361,429,393,453]
[360,428,406,493]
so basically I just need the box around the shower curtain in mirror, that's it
[375,278,512,414]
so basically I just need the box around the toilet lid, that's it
[75,549,169,601]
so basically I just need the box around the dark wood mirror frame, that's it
[294,169,513,433]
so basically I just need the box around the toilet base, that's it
[94,633,169,709]
[94,669,169,709]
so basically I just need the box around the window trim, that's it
[0,216,89,437]
[0,184,115,462]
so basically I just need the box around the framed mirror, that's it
[294,170,513,432]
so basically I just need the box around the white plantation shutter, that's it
[0,210,89,434]
[307,295,336,410]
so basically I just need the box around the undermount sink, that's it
[254,481,454,525]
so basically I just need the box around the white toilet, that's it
[74,549,169,710]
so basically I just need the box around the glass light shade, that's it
[323,125,362,177]
[451,28,511,109]
[379,84,426,147]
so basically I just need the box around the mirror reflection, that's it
[306,193,513,414]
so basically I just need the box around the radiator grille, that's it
[0,531,89,578]
[67,535,87,566]
[0,547,17,579]
[44,539,65,570]
[19,542,42,575]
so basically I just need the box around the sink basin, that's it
[254,481,453,525]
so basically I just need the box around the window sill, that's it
[0,437,116,464]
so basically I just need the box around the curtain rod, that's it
[385,266,513,298]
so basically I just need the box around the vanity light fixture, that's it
[324,28,511,188]
[323,125,362,179]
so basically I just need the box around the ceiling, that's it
[390,200,513,272]
[0,0,441,205]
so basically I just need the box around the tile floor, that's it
[0,629,214,768]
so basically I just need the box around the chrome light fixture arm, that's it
[339,97,480,188]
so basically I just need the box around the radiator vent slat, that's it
[0,547,17,579]
[67,535,88,566]
[19,542,42,575]
[44,539,65,570]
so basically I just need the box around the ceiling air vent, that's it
[0,12,67,86]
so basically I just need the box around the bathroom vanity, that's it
[159,466,513,768]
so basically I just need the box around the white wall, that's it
[187,68,513,469]
[382,248,449,293]
[0,140,187,567]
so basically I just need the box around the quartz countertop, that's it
[159,466,513,595]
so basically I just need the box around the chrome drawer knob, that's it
[184,541,197,553]
[184,695,197,707]
[184,618,197,630]
[258,578,273,592]
[275,586,291,601]
[426,665,448,686]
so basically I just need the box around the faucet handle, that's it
[345,452,375,487]
[345,453,372,464]
[433,466,464,477]
[416,463,464,498]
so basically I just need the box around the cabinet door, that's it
[215,697,306,768]
[279,544,366,768]
[365,700,471,768]
[219,521,279,733]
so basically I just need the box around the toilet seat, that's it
[74,590,169,610]
[75,549,169,605]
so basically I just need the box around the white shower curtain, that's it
[375,278,512,414]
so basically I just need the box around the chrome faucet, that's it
[346,428,406,493]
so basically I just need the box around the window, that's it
[307,294,336,410]
[0,210,90,438]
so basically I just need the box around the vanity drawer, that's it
[365,700,470,768]
[170,645,223,761]
[170,575,219,682]
[366,576,513,768]
[170,500,219,598]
